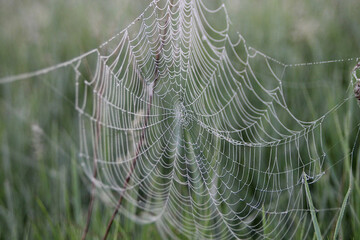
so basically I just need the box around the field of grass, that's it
[0,0,359,239]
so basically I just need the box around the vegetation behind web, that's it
[0,0,359,239]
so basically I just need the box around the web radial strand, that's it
[72,0,333,239]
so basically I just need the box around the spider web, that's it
[1,0,359,239]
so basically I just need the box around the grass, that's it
[0,0,360,239]
[304,172,322,240]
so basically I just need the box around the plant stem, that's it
[81,163,97,240]
[82,63,105,240]
[102,96,153,240]
[101,1,174,239]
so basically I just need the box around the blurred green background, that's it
[0,0,359,239]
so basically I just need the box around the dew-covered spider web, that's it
[1,0,360,239]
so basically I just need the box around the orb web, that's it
[0,0,359,239]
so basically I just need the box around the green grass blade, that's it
[304,174,322,240]
[333,184,351,240]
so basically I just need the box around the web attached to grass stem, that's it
[1,0,359,239]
